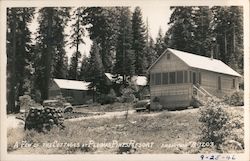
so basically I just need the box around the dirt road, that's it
[66,110,136,122]
[7,115,25,129]
[66,108,199,122]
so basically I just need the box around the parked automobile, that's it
[42,100,73,113]
[133,99,150,112]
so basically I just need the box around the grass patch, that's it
[7,106,244,154]
[74,102,134,113]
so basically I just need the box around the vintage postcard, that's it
[0,0,249,161]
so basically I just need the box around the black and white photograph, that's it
[0,0,249,161]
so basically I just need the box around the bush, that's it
[19,95,41,114]
[97,89,116,105]
[190,96,202,108]
[223,111,244,151]
[223,91,244,106]
[199,99,229,150]
[120,87,136,103]
[230,91,244,106]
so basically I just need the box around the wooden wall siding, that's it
[151,84,192,96]
[150,51,189,73]
[61,89,92,105]
[150,84,192,108]
[48,81,62,98]
[193,68,239,98]
[156,95,191,109]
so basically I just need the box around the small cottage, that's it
[49,79,92,105]
[104,73,147,86]
[148,48,241,109]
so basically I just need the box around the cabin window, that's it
[162,72,168,84]
[150,73,155,85]
[169,72,176,84]
[184,71,188,83]
[155,73,162,85]
[167,53,171,59]
[232,79,236,89]
[177,71,183,83]
[218,76,221,90]
[82,92,86,98]
[198,72,202,85]
[193,72,197,84]
[189,71,192,83]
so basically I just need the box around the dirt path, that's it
[66,110,136,122]
[66,108,199,122]
[7,115,25,129]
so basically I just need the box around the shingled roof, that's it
[53,79,90,91]
[148,48,241,77]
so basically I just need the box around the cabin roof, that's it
[148,48,241,77]
[53,79,90,91]
[104,73,123,83]
[105,73,147,86]
[131,76,147,86]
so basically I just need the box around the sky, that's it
[29,6,172,61]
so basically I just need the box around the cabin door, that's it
[192,72,196,84]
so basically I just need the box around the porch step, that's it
[192,85,217,106]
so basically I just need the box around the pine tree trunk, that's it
[8,9,18,113]
[43,8,54,100]
[75,14,80,80]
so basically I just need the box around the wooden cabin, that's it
[148,48,241,109]
[49,79,92,105]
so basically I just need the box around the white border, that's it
[0,0,249,161]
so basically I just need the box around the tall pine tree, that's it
[68,7,86,80]
[146,37,157,68]
[132,7,147,75]
[85,41,109,99]
[82,7,121,72]
[114,7,135,83]
[211,6,243,73]
[167,7,196,53]
[35,7,70,100]
[155,28,165,57]
[6,8,35,113]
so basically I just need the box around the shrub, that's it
[97,89,116,105]
[19,95,39,109]
[223,111,244,151]
[230,91,244,106]
[152,97,160,102]
[199,99,229,150]
[190,96,202,108]
[120,87,136,103]
[223,91,244,106]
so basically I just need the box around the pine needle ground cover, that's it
[7,105,243,154]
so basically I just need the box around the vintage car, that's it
[133,95,151,112]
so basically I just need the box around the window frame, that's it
[162,72,169,84]
[177,71,183,84]
[167,53,171,60]
[232,78,236,89]
[155,73,162,85]
[169,72,176,84]
[184,71,188,83]
[150,73,155,86]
